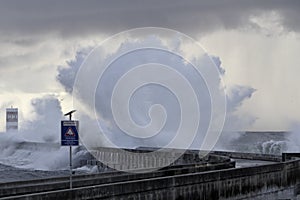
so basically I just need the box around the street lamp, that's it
[64,110,77,189]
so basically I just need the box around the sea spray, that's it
[58,36,256,149]
[0,36,258,171]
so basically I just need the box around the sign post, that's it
[61,110,78,189]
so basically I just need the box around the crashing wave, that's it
[257,140,287,155]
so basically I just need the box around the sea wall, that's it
[4,154,300,200]
[73,160,300,199]
[80,147,232,170]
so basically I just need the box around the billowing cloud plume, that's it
[57,35,255,149]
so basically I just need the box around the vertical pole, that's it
[70,145,72,189]
[69,114,72,190]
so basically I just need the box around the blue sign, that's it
[61,120,79,146]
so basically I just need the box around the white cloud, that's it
[249,11,285,36]
[0,1,300,133]
[199,29,300,130]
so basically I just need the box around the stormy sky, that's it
[0,0,300,131]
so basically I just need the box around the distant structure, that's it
[6,107,18,131]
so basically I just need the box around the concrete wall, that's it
[4,157,300,200]
[77,159,300,199]
[81,147,233,170]
[0,161,235,198]
[211,151,282,162]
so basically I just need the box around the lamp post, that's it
[64,110,76,189]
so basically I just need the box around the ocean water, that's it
[0,131,298,183]
[0,163,69,183]
[216,131,299,154]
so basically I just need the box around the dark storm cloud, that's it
[0,0,299,37]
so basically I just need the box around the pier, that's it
[0,148,299,199]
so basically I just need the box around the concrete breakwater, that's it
[0,150,300,200]
[79,147,233,171]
